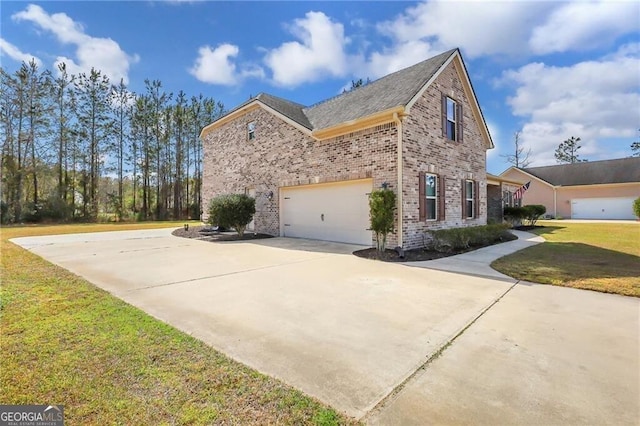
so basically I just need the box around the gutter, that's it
[393,112,403,248]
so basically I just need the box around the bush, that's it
[633,197,640,219]
[208,194,256,237]
[522,204,546,226]
[369,188,396,252]
[503,206,526,227]
[427,224,512,253]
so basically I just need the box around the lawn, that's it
[0,222,355,425]
[492,221,640,297]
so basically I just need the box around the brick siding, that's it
[202,61,489,250]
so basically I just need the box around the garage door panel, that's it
[571,197,635,220]
[281,180,373,245]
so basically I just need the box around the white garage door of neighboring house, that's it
[280,179,372,245]
[571,197,636,220]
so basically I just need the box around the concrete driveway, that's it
[12,229,639,424]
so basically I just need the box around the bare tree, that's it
[501,131,532,168]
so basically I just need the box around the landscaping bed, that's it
[172,225,273,241]
[354,226,518,262]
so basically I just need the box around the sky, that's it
[1,0,639,174]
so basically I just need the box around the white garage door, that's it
[280,179,372,245]
[571,197,636,220]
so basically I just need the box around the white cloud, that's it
[376,1,552,58]
[0,37,42,67]
[501,44,640,165]
[264,11,350,87]
[530,1,640,55]
[189,44,240,85]
[366,40,439,79]
[12,4,138,84]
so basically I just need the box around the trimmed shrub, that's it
[368,188,396,253]
[503,206,526,227]
[633,197,640,219]
[427,224,512,253]
[208,194,256,237]
[522,204,546,226]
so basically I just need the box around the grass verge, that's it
[492,221,640,297]
[1,222,355,425]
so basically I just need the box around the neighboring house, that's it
[501,157,640,220]
[486,173,524,223]
[201,48,494,249]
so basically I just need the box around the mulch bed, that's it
[172,225,273,242]
[353,232,518,262]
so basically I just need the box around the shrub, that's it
[368,188,396,253]
[633,197,640,219]
[503,206,526,227]
[208,194,256,237]
[428,224,512,253]
[522,204,546,226]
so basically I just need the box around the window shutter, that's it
[438,175,445,221]
[419,172,426,221]
[457,103,463,142]
[461,179,466,219]
[474,181,479,218]
[441,94,447,138]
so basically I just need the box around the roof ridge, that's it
[304,48,457,113]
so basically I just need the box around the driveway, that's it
[12,229,639,424]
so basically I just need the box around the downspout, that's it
[553,186,557,218]
[393,112,403,248]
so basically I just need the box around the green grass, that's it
[1,222,356,425]
[492,221,640,297]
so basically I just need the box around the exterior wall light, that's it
[267,191,274,200]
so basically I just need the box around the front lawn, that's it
[0,222,354,425]
[492,221,640,297]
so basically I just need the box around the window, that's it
[462,179,478,219]
[419,173,445,221]
[503,190,514,208]
[442,94,463,142]
[465,180,474,219]
[247,121,256,140]
[425,174,437,220]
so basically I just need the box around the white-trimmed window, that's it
[425,174,437,220]
[420,172,445,222]
[442,94,463,142]
[465,180,475,219]
[247,121,256,140]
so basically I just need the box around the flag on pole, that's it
[513,181,530,200]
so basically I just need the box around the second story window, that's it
[247,121,256,140]
[442,94,463,142]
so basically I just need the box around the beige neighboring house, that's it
[200,48,494,249]
[500,157,640,220]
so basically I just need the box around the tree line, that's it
[1,60,224,223]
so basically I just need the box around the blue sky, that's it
[1,1,639,174]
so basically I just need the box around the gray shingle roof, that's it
[522,157,640,186]
[254,93,312,130]
[211,49,459,133]
[303,49,457,130]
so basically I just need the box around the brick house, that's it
[201,48,494,249]
[501,158,640,220]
